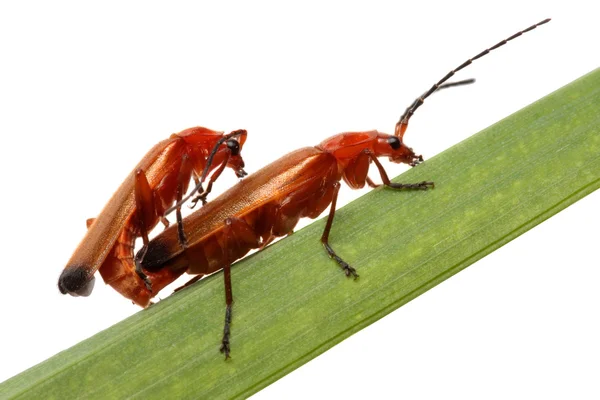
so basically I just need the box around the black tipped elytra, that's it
[58,267,91,294]
[135,240,172,273]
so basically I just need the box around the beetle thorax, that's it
[317,131,379,162]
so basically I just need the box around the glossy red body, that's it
[137,129,418,287]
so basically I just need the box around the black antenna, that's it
[395,18,551,138]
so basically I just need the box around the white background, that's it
[1,1,599,399]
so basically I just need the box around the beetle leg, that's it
[134,245,152,291]
[160,217,170,228]
[175,154,191,248]
[173,274,205,292]
[367,152,434,190]
[191,153,230,208]
[366,176,380,188]
[259,235,276,250]
[220,218,236,360]
[220,261,233,359]
[188,173,202,208]
[320,182,358,279]
[218,217,261,359]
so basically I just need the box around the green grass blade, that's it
[2,68,599,400]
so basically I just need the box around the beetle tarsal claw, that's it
[342,263,359,279]
[419,181,435,190]
[190,192,208,208]
[220,342,231,360]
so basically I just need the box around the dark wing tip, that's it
[58,266,95,297]
[135,240,173,273]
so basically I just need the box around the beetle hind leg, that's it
[320,182,359,279]
[323,242,358,279]
[220,291,232,359]
[218,217,261,359]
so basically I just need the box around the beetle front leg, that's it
[367,152,434,190]
[320,182,358,279]
[191,154,230,208]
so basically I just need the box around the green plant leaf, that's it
[2,68,599,400]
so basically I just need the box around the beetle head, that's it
[373,132,424,166]
[225,129,248,178]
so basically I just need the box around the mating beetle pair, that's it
[59,19,550,357]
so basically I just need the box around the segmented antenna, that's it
[395,18,551,138]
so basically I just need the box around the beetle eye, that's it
[226,139,240,156]
[387,136,401,150]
